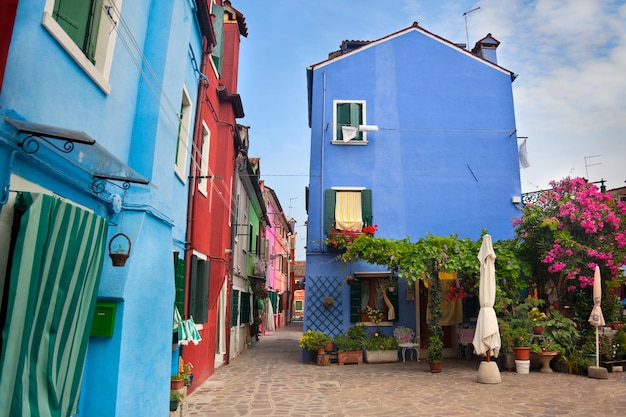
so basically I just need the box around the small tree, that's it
[514,177,626,307]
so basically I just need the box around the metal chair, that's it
[393,326,420,362]
[458,322,476,359]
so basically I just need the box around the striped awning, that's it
[335,191,363,232]
[0,192,108,417]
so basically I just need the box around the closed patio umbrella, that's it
[588,266,605,367]
[473,234,501,383]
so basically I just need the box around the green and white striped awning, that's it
[0,192,108,417]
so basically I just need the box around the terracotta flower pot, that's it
[429,361,443,373]
[514,347,531,361]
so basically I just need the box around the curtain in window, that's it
[335,191,363,232]
[0,192,107,417]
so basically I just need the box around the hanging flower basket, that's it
[108,233,132,267]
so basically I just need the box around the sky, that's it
[236,0,626,261]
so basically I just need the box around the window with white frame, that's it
[175,86,192,181]
[333,100,367,143]
[43,0,123,94]
[198,122,211,196]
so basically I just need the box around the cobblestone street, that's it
[183,322,626,417]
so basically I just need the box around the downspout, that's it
[184,36,209,318]
[1,150,17,205]
[319,71,326,249]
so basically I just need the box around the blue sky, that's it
[236,0,626,260]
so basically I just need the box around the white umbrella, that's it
[265,298,276,332]
[473,234,501,384]
[472,234,501,360]
[588,266,605,367]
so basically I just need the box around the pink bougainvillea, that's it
[514,177,626,297]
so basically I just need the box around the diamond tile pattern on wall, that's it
[306,276,343,337]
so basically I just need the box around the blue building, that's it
[304,24,522,355]
[0,1,209,415]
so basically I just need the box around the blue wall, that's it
[305,27,521,333]
[0,1,202,415]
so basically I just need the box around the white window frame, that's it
[175,86,193,182]
[332,99,369,145]
[42,0,122,94]
[198,122,211,196]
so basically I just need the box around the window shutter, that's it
[189,255,199,319]
[173,254,186,316]
[211,5,224,73]
[84,1,101,63]
[230,289,240,327]
[361,189,373,227]
[336,103,350,140]
[53,0,100,63]
[324,189,336,233]
[349,280,362,323]
[195,259,210,323]
[240,292,251,324]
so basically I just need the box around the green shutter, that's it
[269,291,278,312]
[336,103,350,140]
[324,189,336,233]
[230,289,240,327]
[361,189,372,227]
[173,254,186,316]
[195,260,210,323]
[336,103,363,140]
[211,5,224,73]
[240,292,251,324]
[349,280,362,323]
[53,0,100,63]
[189,255,199,318]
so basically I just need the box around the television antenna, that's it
[584,155,602,180]
[463,6,481,50]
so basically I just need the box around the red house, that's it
[181,0,248,391]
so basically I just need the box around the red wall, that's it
[0,0,19,93]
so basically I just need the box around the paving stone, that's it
[184,322,626,416]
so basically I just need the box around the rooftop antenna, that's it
[584,155,602,180]
[463,6,481,50]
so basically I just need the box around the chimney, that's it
[472,33,500,64]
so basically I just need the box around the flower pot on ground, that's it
[299,330,331,354]
[511,326,532,360]
[170,390,185,411]
[427,335,443,372]
[363,332,399,363]
[334,327,365,366]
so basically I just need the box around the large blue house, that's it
[0,1,208,415]
[304,23,522,356]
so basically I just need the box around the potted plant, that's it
[299,329,331,354]
[171,360,193,389]
[427,335,443,372]
[322,296,335,308]
[497,318,516,371]
[511,326,532,360]
[531,337,564,373]
[528,306,547,334]
[334,325,366,365]
[363,331,399,363]
[170,390,185,411]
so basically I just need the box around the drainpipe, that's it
[1,150,17,206]
[184,37,209,318]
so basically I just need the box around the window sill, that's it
[42,12,111,94]
[331,140,369,146]
[358,321,393,327]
